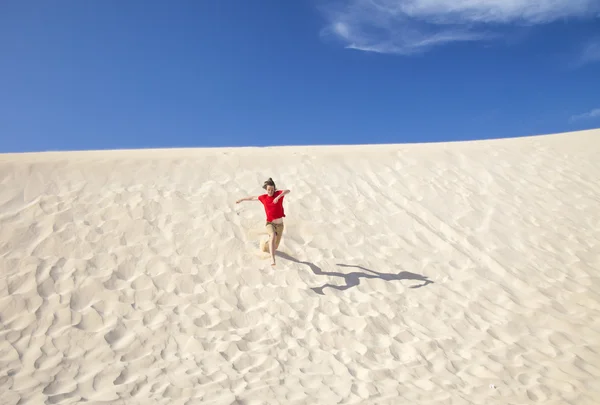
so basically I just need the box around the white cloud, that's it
[570,108,600,121]
[319,0,600,54]
[394,0,596,24]
[578,39,600,65]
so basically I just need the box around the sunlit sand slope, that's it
[1,129,599,405]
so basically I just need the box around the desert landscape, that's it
[1,128,599,404]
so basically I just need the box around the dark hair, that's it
[262,177,276,190]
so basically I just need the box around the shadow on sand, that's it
[276,252,434,295]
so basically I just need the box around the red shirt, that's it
[258,190,285,222]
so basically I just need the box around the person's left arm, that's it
[273,189,290,203]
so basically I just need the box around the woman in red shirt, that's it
[236,178,290,266]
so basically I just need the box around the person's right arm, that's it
[236,196,258,204]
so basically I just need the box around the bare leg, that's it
[269,233,276,266]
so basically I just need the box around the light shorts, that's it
[263,221,284,252]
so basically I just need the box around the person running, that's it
[236,178,290,266]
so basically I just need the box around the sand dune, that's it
[1,128,600,404]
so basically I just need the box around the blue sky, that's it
[1,0,599,153]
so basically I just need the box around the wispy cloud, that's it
[570,108,600,121]
[319,0,600,55]
[577,39,600,66]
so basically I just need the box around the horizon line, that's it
[1,127,598,158]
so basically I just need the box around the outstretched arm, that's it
[236,196,258,204]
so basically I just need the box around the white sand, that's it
[1,128,599,405]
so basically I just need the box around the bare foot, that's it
[271,260,276,266]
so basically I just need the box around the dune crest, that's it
[1,129,599,404]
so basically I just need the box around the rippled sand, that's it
[1,129,599,404]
